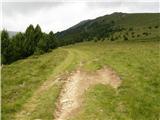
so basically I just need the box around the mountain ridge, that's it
[55,12,159,45]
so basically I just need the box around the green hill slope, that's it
[56,13,160,44]
[2,40,160,120]
[2,12,160,120]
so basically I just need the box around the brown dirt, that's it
[54,67,121,120]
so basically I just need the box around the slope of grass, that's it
[56,13,160,44]
[2,37,160,119]
[1,48,69,120]
[26,84,62,120]
[14,48,79,120]
[2,46,89,120]
[68,40,160,120]
[115,13,159,27]
[109,24,160,41]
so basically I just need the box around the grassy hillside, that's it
[2,49,69,119]
[2,39,160,119]
[69,40,160,120]
[56,13,160,44]
[2,12,160,120]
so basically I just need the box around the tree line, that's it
[1,24,58,64]
[1,21,122,64]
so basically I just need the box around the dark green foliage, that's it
[35,34,48,54]
[110,36,114,41]
[137,34,140,37]
[155,25,159,28]
[101,38,105,41]
[48,31,57,49]
[34,24,42,46]
[1,24,57,64]
[11,32,25,60]
[123,35,128,40]
[94,39,98,42]
[56,20,122,45]
[114,36,118,40]
[93,37,98,42]
[131,32,135,35]
[148,26,152,29]
[129,27,133,31]
[35,32,58,54]
[1,30,12,64]
[24,24,36,56]
[143,32,149,36]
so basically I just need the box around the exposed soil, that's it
[54,67,121,120]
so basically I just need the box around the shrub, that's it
[110,36,114,41]
[115,36,119,40]
[129,27,133,31]
[131,32,135,35]
[94,39,98,42]
[137,34,140,37]
[123,35,128,40]
[148,26,152,29]
[94,37,98,42]
[101,38,105,41]
[155,25,159,28]
[143,32,149,36]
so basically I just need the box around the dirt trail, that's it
[14,48,121,120]
[14,49,75,120]
[54,67,121,120]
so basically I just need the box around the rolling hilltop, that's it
[56,12,160,44]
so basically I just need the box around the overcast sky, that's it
[1,0,159,33]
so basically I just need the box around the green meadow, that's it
[2,12,160,120]
[2,39,160,120]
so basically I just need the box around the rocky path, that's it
[54,67,121,120]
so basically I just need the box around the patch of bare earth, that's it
[54,67,121,120]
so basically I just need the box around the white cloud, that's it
[3,0,160,2]
[1,1,159,33]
